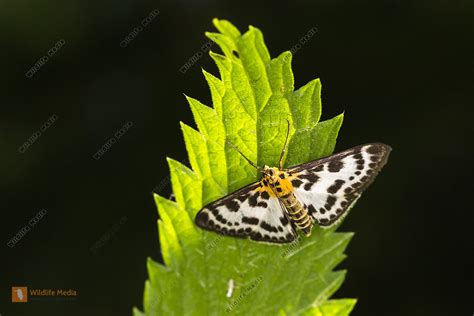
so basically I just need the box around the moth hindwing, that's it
[195,143,391,244]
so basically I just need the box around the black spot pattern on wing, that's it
[328,160,344,172]
[236,195,248,203]
[257,201,268,208]
[300,172,320,183]
[312,165,324,172]
[242,216,259,225]
[225,200,240,212]
[260,221,279,233]
[327,179,345,194]
[307,204,316,216]
[291,179,303,188]
[260,191,270,200]
[195,211,209,226]
[304,182,313,191]
[248,192,259,207]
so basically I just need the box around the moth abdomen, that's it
[281,193,313,236]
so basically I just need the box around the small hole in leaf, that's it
[232,51,240,58]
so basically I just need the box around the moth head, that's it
[261,165,280,183]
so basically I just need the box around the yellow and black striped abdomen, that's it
[280,193,313,236]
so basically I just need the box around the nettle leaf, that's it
[134,19,356,316]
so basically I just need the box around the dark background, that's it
[1,0,472,315]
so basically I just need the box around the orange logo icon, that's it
[12,287,28,303]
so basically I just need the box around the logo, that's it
[12,287,28,303]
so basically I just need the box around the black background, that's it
[1,0,473,315]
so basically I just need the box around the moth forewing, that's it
[290,143,391,227]
[195,181,298,244]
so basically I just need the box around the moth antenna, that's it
[279,119,291,169]
[225,140,261,171]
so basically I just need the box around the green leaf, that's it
[300,299,357,316]
[135,18,355,315]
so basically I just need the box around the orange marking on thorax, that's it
[260,167,295,198]
[276,177,293,196]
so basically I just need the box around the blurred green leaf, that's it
[136,18,355,315]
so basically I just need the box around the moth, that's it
[195,122,391,244]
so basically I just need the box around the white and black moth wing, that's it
[195,183,297,243]
[289,143,391,227]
